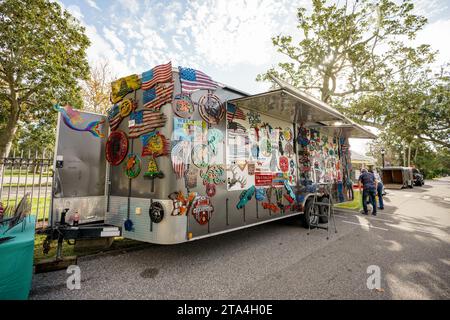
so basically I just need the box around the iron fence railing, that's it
[0,149,53,229]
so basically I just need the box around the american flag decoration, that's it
[128,110,167,139]
[107,104,122,131]
[178,66,218,94]
[226,102,246,122]
[171,140,191,179]
[142,82,174,110]
[141,62,173,90]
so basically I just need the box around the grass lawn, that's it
[2,197,51,221]
[334,190,363,210]
[34,234,146,264]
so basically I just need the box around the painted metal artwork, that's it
[110,74,141,104]
[248,163,255,175]
[172,94,195,118]
[275,188,284,209]
[227,165,247,189]
[149,202,164,223]
[191,144,209,168]
[105,130,128,166]
[255,188,266,201]
[144,156,164,179]
[119,98,135,117]
[124,153,141,179]
[200,165,226,185]
[142,82,174,110]
[171,140,191,179]
[168,191,197,216]
[129,110,167,139]
[205,183,216,197]
[141,131,169,158]
[191,195,214,225]
[246,110,261,128]
[262,202,279,213]
[141,62,172,90]
[283,180,296,200]
[279,156,289,173]
[236,185,256,209]
[198,94,225,125]
[207,128,224,155]
[178,66,219,94]
[107,103,122,131]
[185,167,199,189]
[124,219,134,231]
[54,104,105,138]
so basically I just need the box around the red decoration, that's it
[106,130,128,166]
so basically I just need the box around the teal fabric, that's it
[0,216,36,300]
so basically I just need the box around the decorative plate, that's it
[106,130,128,166]
[198,94,225,125]
[172,94,195,118]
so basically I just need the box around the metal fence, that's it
[0,149,53,229]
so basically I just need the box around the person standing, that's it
[373,169,384,210]
[358,168,377,216]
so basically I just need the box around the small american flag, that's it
[226,103,246,122]
[178,66,218,93]
[141,62,172,90]
[143,82,174,110]
[129,110,167,138]
[107,104,122,130]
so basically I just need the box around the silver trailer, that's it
[49,69,375,246]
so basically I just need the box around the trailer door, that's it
[52,111,108,226]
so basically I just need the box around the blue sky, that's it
[59,0,450,153]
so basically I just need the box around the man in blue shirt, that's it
[358,168,377,216]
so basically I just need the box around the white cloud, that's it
[415,19,450,66]
[103,27,126,55]
[118,0,140,14]
[66,4,83,20]
[84,0,100,11]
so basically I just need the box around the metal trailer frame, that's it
[45,70,375,248]
[381,166,414,189]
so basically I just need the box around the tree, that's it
[257,0,435,103]
[81,60,114,115]
[0,0,90,159]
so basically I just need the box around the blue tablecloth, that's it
[0,216,36,300]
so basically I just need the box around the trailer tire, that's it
[301,198,319,229]
[318,196,329,223]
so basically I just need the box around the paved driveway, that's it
[30,178,450,299]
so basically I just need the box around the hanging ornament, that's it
[168,191,197,216]
[283,128,293,142]
[200,165,226,185]
[198,94,225,124]
[248,163,255,175]
[171,140,191,179]
[255,188,266,201]
[191,195,214,225]
[119,98,135,117]
[246,110,261,128]
[172,94,195,118]
[237,160,248,171]
[207,128,224,156]
[149,202,164,223]
[141,131,169,157]
[279,156,289,173]
[205,183,216,197]
[236,185,256,209]
[144,156,164,179]
[192,144,209,168]
[185,167,199,189]
[124,153,141,179]
[106,130,128,166]
[270,150,278,172]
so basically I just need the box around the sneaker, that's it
[379,207,384,210]
[362,211,368,215]
[372,213,377,216]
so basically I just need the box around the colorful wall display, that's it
[226,107,297,191]
[54,104,105,138]
[106,130,128,166]
[111,74,141,104]
[141,62,172,90]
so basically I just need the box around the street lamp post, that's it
[381,148,385,168]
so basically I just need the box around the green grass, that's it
[2,197,51,221]
[34,234,146,263]
[334,190,363,210]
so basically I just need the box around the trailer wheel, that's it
[301,198,319,229]
[318,196,329,223]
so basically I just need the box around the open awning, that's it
[229,77,377,139]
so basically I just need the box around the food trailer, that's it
[45,63,376,249]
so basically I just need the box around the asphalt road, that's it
[30,178,450,299]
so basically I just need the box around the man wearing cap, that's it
[358,168,377,216]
